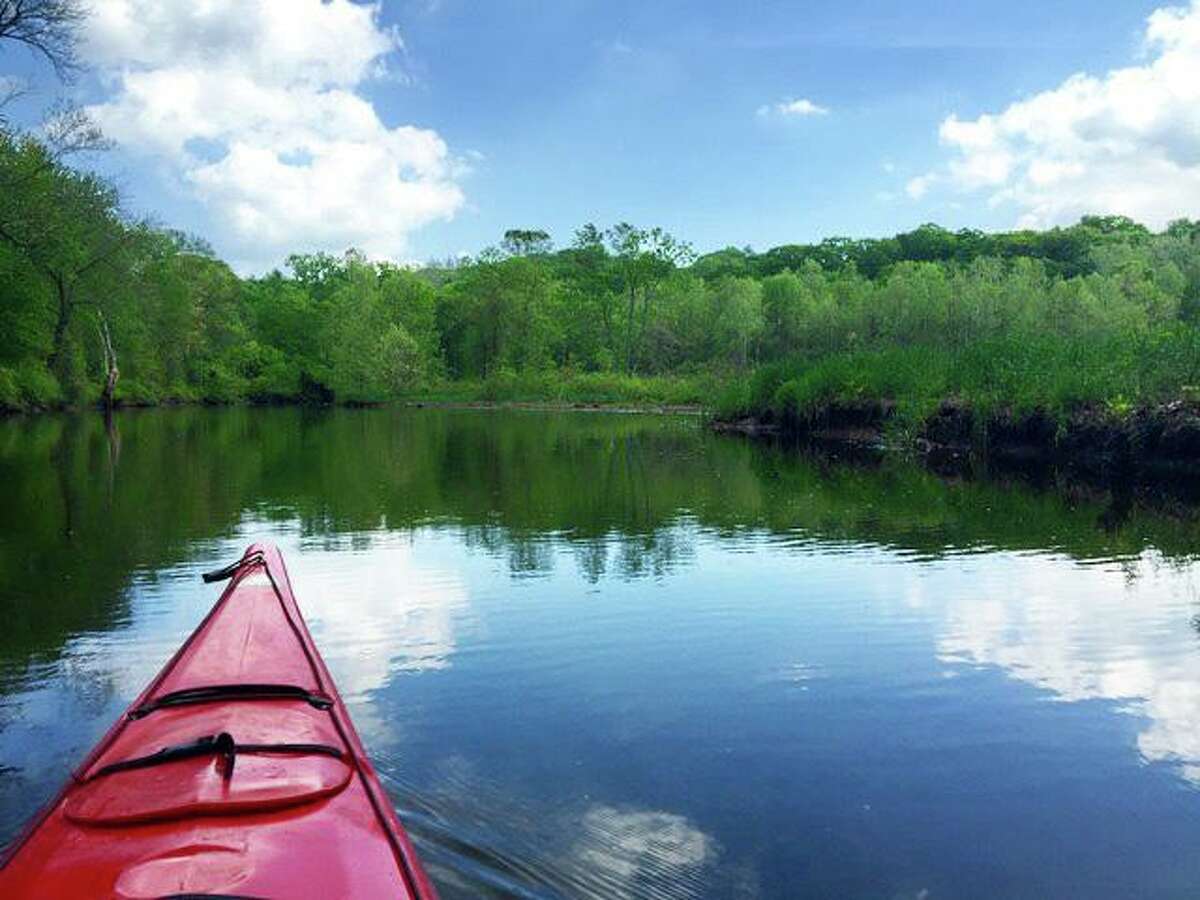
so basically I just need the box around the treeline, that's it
[4,0,1200,419]
[4,121,1200,413]
[712,220,1200,426]
[692,215,1199,282]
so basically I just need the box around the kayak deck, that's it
[0,543,436,899]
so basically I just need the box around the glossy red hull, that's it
[0,543,437,899]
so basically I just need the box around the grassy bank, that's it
[717,329,1200,426]
[0,370,718,415]
[712,328,1200,467]
[404,371,718,408]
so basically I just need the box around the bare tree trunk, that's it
[97,309,118,410]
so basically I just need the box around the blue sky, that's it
[3,0,1194,271]
[382,0,1163,252]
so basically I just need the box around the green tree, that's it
[605,223,693,373]
[0,131,137,390]
[501,229,553,257]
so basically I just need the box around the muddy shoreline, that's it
[711,399,1200,482]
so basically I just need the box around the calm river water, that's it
[3,407,1200,898]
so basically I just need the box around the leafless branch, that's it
[42,103,110,157]
[0,74,28,111]
[96,307,119,409]
[0,0,86,81]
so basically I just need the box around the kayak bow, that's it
[0,543,438,899]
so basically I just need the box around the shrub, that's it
[14,362,62,408]
[0,366,20,411]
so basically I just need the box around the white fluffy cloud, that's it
[911,0,1200,228]
[757,97,829,118]
[83,1,465,271]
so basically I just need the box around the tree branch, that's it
[0,0,86,80]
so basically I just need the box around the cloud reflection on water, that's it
[932,551,1200,782]
[573,804,719,899]
[404,752,734,899]
[288,535,471,687]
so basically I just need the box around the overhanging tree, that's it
[0,0,85,78]
[0,132,139,380]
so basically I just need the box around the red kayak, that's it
[0,543,438,898]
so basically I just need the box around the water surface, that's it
[3,407,1200,898]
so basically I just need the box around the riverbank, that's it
[399,371,718,407]
[710,335,1200,475]
[713,396,1200,477]
[0,371,716,416]
[405,399,701,415]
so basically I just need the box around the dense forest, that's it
[4,0,1200,436]
[4,115,1200,416]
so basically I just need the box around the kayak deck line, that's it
[86,732,345,782]
[128,683,335,719]
[0,542,438,898]
[201,550,268,583]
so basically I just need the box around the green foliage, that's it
[22,360,63,405]
[414,371,716,406]
[741,328,1200,430]
[0,368,19,411]
[4,122,1200,416]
